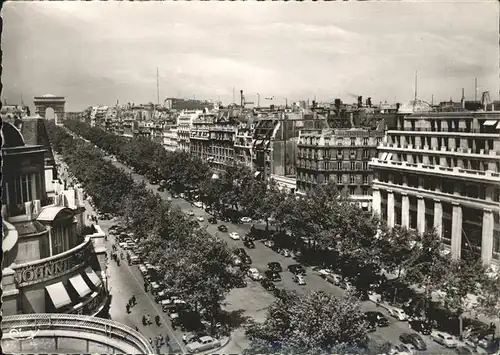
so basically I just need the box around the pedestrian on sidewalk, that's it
[132,295,136,305]
[158,334,164,346]
[148,337,153,347]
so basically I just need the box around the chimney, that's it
[367,97,372,108]
[24,201,34,220]
[396,103,401,111]
[358,96,363,107]
[240,90,244,108]
[33,200,41,216]
[461,88,465,109]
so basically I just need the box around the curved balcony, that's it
[2,313,154,354]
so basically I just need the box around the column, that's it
[482,209,494,266]
[417,196,426,234]
[433,199,443,238]
[387,190,395,228]
[451,202,463,260]
[401,193,410,228]
[372,188,381,216]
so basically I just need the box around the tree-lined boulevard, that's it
[46,119,500,354]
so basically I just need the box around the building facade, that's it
[296,126,385,210]
[209,122,236,171]
[371,109,500,266]
[163,124,179,152]
[177,110,202,152]
[1,120,109,317]
[190,114,215,161]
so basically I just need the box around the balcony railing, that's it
[2,313,154,354]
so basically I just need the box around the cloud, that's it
[2,1,498,111]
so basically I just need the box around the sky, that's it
[2,1,499,112]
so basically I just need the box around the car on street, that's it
[398,343,416,355]
[267,262,283,273]
[247,268,263,281]
[243,239,255,249]
[229,232,240,240]
[232,255,242,266]
[196,216,204,222]
[288,264,306,275]
[186,336,221,353]
[241,254,252,264]
[364,312,389,327]
[240,217,252,223]
[263,239,275,248]
[325,273,342,285]
[261,278,277,291]
[293,274,306,285]
[409,319,432,335]
[218,225,228,232]
[180,193,185,199]
[455,345,475,354]
[281,249,292,257]
[431,331,457,348]
[182,331,208,344]
[399,333,427,351]
[167,196,172,201]
[194,201,203,208]
[365,319,377,333]
[317,268,333,278]
[208,217,217,224]
[234,248,247,257]
[264,270,282,282]
[187,210,195,216]
[389,307,408,321]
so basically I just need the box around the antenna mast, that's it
[232,87,235,105]
[475,77,478,101]
[414,70,418,100]
[156,67,160,106]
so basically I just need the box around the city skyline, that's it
[2,1,498,111]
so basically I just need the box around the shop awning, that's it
[84,266,102,288]
[483,120,498,126]
[380,152,388,161]
[386,153,393,161]
[46,282,72,309]
[69,274,92,298]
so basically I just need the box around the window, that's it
[337,162,343,170]
[350,162,356,170]
[337,174,343,184]
[362,187,369,195]
[338,150,343,160]
[363,162,368,171]
[363,175,369,185]
[349,187,356,195]
[337,138,343,146]
[14,173,34,205]
[351,137,356,146]
[350,174,356,184]
[350,149,356,158]
[376,137,382,145]
[363,149,369,158]
[363,137,369,145]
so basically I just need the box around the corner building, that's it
[371,108,500,266]
[2,119,109,316]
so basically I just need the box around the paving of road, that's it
[98,153,447,354]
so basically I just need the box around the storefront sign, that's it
[14,241,92,286]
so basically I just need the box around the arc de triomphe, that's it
[33,94,66,125]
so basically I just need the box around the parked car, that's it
[398,343,416,355]
[455,345,475,354]
[325,273,342,285]
[218,225,228,232]
[247,268,263,281]
[267,262,283,273]
[208,217,217,224]
[389,307,408,321]
[194,201,203,208]
[243,240,255,249]
[409,319,432,335]
[196,216,204,222]
[431,331,458,348]
[293,274,306,285]
[234,248,247,257]
[261,278,276,291]
[399,333,427,351]
[240,217,252,223]
[263,240,275,248]
[281,249,292,258]
[364,312,389,327]
[229,232,240,240]
[241,254,252,264]
[366,319,377,333]
[182,331,208,344]
[232,255,242,266]
[187,210,195,216]
[288,264,306,275]
[186,336,221,353]
[264,270,282,282]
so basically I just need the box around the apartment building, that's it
[177,110,202,152]
[234,118,256,170]
[190,113,215,161]
[296,126,384,210]
[371,108,500,266]
[163,124,179,152]
[209,121,236,171]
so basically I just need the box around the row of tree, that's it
[64,119,500,336]
[46,121,244,335]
